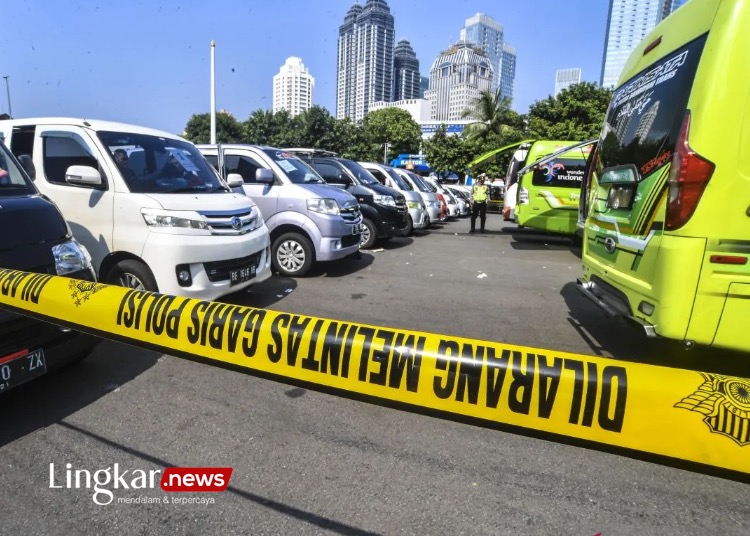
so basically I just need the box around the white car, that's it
[0,117,272,300]
[424,177,460,219]
[359,162,429,234]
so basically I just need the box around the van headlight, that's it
[307,198,341,216]
[374,195,396,208]
[406,201,422,210]
[52,239,92,276]
[247,206,265,232]
[141,208,208,230]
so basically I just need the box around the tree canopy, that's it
[182,82,614,181]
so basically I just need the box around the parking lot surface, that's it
[2,216,749,535]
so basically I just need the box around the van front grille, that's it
[198,208,259,236]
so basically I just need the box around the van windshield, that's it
[597,34,707,180]
[340,160,379,185]
[408,172,436,193]
[0,143,35,196]
[261,149,325,184]
[98,131,227,194]
[385,167,413,190]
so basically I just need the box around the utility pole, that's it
[382,143,391,164]
[210,41,216,144]
[3,76,12,118]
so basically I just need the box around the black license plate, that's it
[0,349,46,393]
[230,264,256,286]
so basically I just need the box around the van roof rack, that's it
[282,147,338,157]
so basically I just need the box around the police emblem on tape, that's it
[676,373,750,446]
[69,279,105,307]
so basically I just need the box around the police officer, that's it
[470,173,489,233]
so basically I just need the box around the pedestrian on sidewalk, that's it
[470,173,489,233]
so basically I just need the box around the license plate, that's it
[0,349,46,393]
[351,224,362,235]
[230,264,256,286]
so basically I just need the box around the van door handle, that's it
[747,205,750,217]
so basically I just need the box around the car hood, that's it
[0,195,68,254]
[144,193,255,212]
[297,183,360,210]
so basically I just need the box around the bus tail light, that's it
[665,111,715,231]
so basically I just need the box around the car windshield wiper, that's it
[166,186,209,193]
[0,183,27,188]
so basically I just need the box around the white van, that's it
[0,118,272,300]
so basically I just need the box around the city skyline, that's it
[1,1,611,135]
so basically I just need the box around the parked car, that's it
[0,141,100,394]
[359,162,429,234]
[424,176,460,219]
[392,168,442,226]
[444,185,471,217]
[288,150,409,249]
[198,144,362,277]
[0,118,272,300]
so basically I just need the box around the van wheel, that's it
[272,233,313,277]
[106,260,158,292]
[360,218,377,249]
[405,215,414,236]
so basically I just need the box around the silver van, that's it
[359,162,429,234]
[199,145,363,277]
[392,168,441,225]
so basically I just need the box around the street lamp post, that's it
[382,142,391,164]
[2,76,11,118]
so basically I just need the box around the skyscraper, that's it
[393,39,421,101]
[555,68,582,96]
[499,43,517,102]
[273,57,314,117]
[424,41,493,122]
[459,13,515,101]
[336,0,395,121]
[600,0,673,88]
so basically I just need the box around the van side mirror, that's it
[18,154,36,180]
[255,168,275,184]
[65,165,103,187]
[226,173,244,188]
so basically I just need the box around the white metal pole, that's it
[3,76,11,118]
[210,41,216,144]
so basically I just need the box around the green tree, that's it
[361,108,422,162]
[244,109,301,147]
[296,106,339,150]
[527,82,613,140]
[424,125,472,180]
[183,112,245,144]
[335,118,372,161]
[461,89,525,141]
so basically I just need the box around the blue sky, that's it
[1,0,609,135]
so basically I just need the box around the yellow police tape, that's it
[1,269,749,480]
